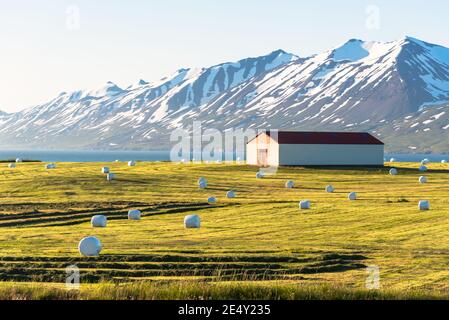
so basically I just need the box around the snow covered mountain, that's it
[1,37,449,152]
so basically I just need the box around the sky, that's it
[1,0,449,113]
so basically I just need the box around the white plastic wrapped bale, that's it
[184,215,201,229]
[256,171,264,179]
[15,158,22,163]
[419,165,428,172]
[107,173,115,181]
[442,160,447,164]
[128,209,142,220]
[389,168,398,175]
[419,200,430,211]
[78,236,102,257]
[207,197,217,204]
[285,180,295,189]
[91,215,107,228]
[326,185,335,193]
[102,167,110,174]
[348,192,357,201]
[198,177,207,188]
[45,163,56,169]
[128,160,136,167]
[419,176,427,184]
[299,200,311,210]
[421,159,430,165]
[389,158,396,163]
[226,190,236,198]
[8,163,16,169]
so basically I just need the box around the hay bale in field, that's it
[115,160,120,162]
[389,158,396,163]
[184,215,201,228]
[419,176,427,184]
[421,158,430,165]
[102,167,110,174]
[15,158,22,163]
[326,185,334,193]
[418,200,430,211]
[8,163,16,169]
[106,173,115,181]
[128,209,142,220]
[285,180,295,189]
[442,160,447,164]
[45,163,56,169]
[419,165,428,172]
[348,192,357,201]
[226,190,236,198]
[78,236,102,257]
[207,197,217,204]
[256,171,264,179]
[389,168,398,175]
[91,215,107,228]
[299,200,311,210]
[198,177,207,189]
[128,160,136,167]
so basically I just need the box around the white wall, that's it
[279,144,384,166]
[246,140,258,165]
[246,135,279,166]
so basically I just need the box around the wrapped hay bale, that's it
[419,176,427,184]
[184,215,201,229]
[326,185,334,193]
[102,167,110,174]
[15,158,22,163]
[8,163,16,169]
[45,163,56,169]
[226,190,236,198]
[418,200,430,211]
[421,159,430,165]
[348,192,357,201]
[128,160,136,167]
[91,215,107,228]
[441,160,447,164]
[128,209,142,220]
[207,197,217,204]
[107,173,115,181]
[419,165,428,172]
[299,200,311,210]
[285,180,295,189]
[256,171,264,179]
[198,177,207,189]
[389,168,398,175]
[78,236,102,257]
[389,158,396,163]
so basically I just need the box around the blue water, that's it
[0,149,171,163]
[0,149,447,163]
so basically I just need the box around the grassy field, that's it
[1,161,449,299]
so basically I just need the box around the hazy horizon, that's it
[1,0,449,113]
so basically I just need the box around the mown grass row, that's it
[0,281,448,300]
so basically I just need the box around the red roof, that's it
[248,131,384,145]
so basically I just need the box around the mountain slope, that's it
[1,37,449,152]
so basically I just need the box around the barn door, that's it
[257,149,268,167]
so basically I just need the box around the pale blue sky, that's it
[1,0,448,112]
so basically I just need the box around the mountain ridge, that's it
[1,36,449,153]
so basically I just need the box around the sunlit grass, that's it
[1,161,449,298]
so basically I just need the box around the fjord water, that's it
[0,150,447,163]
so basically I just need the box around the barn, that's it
[246,131,384,166]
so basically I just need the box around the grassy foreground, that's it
[1,161,449,299]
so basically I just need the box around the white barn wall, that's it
[278,144,384,166]
[268,141,279,166]
[246,140,258,165]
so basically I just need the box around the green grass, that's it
[1,161,449,299]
